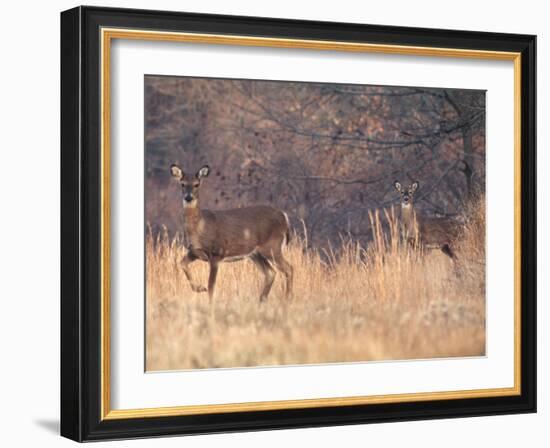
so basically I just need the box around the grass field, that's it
[145,200,486,371]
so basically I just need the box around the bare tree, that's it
[145,76,485,250]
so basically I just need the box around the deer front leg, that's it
[207,259,219,300]
[181,252,207,293]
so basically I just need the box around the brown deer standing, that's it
[394,180,462,259]
[171,164,293,301]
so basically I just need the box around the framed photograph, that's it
[60,6,536,442]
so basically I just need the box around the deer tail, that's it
[283,212,291,245]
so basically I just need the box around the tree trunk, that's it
[461,124,475,198]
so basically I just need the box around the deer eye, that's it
[193,182,199,188]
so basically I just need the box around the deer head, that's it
[170,164,210,208]
[394,180,419,208]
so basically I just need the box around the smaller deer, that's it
[171,164,293,302]
[394,180,462,259]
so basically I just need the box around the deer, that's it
[170,164,293,302]
[393,180,462,260]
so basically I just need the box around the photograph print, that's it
[145,75,486,372]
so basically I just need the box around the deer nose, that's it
[184,194,193,202]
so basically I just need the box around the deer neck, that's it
[182,204,204,240]
[401,202,417,230]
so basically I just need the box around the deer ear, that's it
[196,165,210,179]
[411,181,419,191]
[170,164,184,180]
[394,181,402,192]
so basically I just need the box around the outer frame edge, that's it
[65,6,537,442]
[519,34,537,415]
[60,5,84,443]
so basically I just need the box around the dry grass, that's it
[146,200,486,371]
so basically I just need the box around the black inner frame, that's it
[60,6,536,442]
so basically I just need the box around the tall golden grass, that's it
[146,199,486,371]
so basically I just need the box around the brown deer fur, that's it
[394,180,462,259]
[171,164,293,301]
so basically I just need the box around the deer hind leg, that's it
[271,251,293,300]
[250,252,276,302]
[440,243,456,260]
[180,252,207,293]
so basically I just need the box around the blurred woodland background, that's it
[145,76,485,249]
